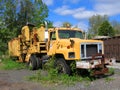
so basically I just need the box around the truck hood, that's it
[70,38,103,43]
[58,38,103,45]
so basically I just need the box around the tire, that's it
[55,58,71,75]
[36,57,43,69]
[29,54,37,70]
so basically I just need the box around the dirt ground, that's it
[0,66,120,90]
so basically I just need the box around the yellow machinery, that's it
[8,23,114,75]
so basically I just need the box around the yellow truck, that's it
[8,23,114,75]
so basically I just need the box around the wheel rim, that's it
[57,63,65,73]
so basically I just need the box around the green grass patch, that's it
[27,56,114,86]
[108,68,115,75]
[27,56,92,86]
[27,69,91,86]
[0,57,26,70]
[105,77,115,82]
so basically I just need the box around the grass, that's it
[0,57,26,70]
[0,56,115,86]
[108,68,115,75]
[27,69,91,86]
[104,68,115,83]
[27,56,116,86]
[27,56,92,86]
[105,77,115,82]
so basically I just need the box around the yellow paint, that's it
[8,25,104,63]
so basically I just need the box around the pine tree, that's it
[98,21,115,37]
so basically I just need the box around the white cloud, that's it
[73,10,95,19]
[53,21,62,27]
[49,0,120,32]
[54,6,73,15]
[95,1,120,16]
[54,0,120,20]
[42,0,53,6]
[73,22,88,31]
[95,0,118,3]
[54,6,95,19]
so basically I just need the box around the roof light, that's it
[66,24,70,28]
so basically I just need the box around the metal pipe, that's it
[44,21,48,41]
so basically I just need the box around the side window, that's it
[50,32,56,40]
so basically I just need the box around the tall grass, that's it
[27,56,92,86]
[0,57,26,70]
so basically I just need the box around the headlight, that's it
[68,52,75,58]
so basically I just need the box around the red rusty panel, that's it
[102,36,120,62]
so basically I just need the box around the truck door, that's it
[47,31,57,55]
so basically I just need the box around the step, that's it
[40,50,47,53]
[40,45,46,47]
[39,42,46,44]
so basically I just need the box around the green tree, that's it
[62,22,72,27]
[47,21,54,28]
[0,21,17,55]
[98,21,115,37]
[17,0,35,33]
[88,15,108,38]
[17,0,49,33]
[0,0,49,54]
[0,0,17,54]
[33,0,48,26]
[111,20,120,35]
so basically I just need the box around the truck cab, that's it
[46,27,111,75]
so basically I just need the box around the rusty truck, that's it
[8,23,114,75]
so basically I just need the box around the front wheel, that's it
[55,58,71,75]
[36,57,43,69]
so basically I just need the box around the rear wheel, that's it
[28,54,37,70]
[55,58,71,75]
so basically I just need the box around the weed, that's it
[27,56,92,86]
[27,70,85,86]
[70,61,77,75]
[105,77,115,82]
[43,56,55,70]
[108,68,115,75]
[0,57,26,70]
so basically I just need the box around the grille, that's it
[81,43,102,59]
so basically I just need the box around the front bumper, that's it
[76,54,116,75]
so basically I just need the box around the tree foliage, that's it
[0,0,50,54]
[88,15,108,38]
[98,21,115,37]
[62,22,72,27]
[111,20,120,35]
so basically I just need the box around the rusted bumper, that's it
[92,66,109,75]
[76,54,115,76]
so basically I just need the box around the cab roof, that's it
[48,27,83,32]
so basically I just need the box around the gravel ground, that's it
[0,70,49,90]
[0,63,120,90]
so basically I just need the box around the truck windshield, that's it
[58,30,83,39]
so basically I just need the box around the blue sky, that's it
[43,0,120,31]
